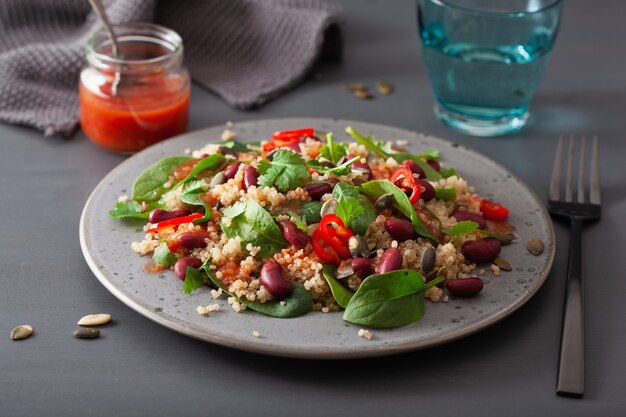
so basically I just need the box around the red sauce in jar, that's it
[80,79,189,153]
[80,23,190,153]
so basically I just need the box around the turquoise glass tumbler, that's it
[418,0,563,136]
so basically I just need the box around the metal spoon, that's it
[87,0,121,95]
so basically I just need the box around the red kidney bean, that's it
[461,238,501,263]
[401,160,425,178]
[223,161,242,180]
[347,154,373,178]
[174,257,203,281]
[148,209,191,224]
[243,165,258,190]
[452,211,487,229]
[349,257,375,278]
[260,260,292,297]
[384,218,417,242]
[302,182,333,201]
[277,220,308,248]
[324,177,340,186]
[446,277,483,297]
[198,153,209,159]
[416,179,435,202]
[426,159,441,171]
[375,247,403,274]
[177,231,209,250]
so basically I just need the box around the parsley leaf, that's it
[182,260,210,294]
[108,200,163,219]
[448,221,479,238]
[257,150,310,192]
[289,211,308,231]
[318,133,347,164]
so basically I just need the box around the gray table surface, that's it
[2,0,625,415]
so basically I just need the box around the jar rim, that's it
[86,22,183,69]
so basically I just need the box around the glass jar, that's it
[80,23,190,153]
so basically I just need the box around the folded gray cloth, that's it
[0,0,343,136]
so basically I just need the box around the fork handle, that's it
[556,216,584,397]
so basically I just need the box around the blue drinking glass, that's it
[418,0,563,136]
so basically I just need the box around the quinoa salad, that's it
[109,126,515,328]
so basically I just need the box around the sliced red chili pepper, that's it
[147,212,203,233]
[312,228,342,266]
[480,199,509,222]
[312,214,355,265]
[263,128,315,153]
[390,166,421,204]
[271,128,314,141]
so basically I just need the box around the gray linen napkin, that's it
[0,0,343,136]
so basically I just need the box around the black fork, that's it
[549,135,601,398]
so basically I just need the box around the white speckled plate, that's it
[80,118,555,359]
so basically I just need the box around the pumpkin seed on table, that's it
[77,313,112,326]
[354,89,373,100]
[376,81,394,95]
[527,239,545,255]
[493,257,512,271]
[11,325,33,341]
[343,83,366,92]
[73,328,100,339]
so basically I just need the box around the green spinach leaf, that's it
[173,154,225,190]
[360,180,436,242]
[300,201,322,224]
[180,191,212,224]
[343,270,444,328]
[257,150,310,192]
[332,182,375,235]
[223,140,261,154]
[132,156,193,202]
[221,200,287,258]
[322,265,355,308]
[152,243,177,268]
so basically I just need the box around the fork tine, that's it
[550,135,564,201]
[565,135,574,202]
[589,135,601,204]
[577,136,586,203]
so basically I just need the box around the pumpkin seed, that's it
[493,257,512,271]
[420,247,436,274]
[348,235,370,258]
[73,328,100,339]
[335,261,355,279]
[527,239,545,255]
[376,81,394,95]
[10,325,33,341]
[351,175,367,186]
[209,172,226,188]
[217,145,237,158]
[320,198,338,217]
[77,313,112,326]
[493,232,514,245]
[374,193,394,212]
[354,89,373,100]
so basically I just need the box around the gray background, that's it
[2,0,625,415]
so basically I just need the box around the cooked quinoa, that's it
[113,126,514,327]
